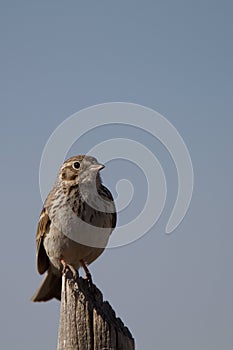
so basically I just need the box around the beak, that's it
[90,163,105,172]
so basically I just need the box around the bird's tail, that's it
[31,271,62,302]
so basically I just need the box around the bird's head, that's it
[59,155,105,187]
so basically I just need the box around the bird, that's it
[31,155,116,302]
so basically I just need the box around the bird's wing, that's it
[36,207,51,275]
[101,185,117,229]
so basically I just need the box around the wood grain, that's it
[57,271,135,350]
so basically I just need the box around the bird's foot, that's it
[67,264,79,280]
[61,259,78,279]
[61,258,67,274]
[80,259,93,284]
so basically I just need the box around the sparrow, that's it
[31,155,116,302]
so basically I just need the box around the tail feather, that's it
[31,272,62,302]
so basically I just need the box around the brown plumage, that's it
[32,155,116,302]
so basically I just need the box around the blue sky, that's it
[0,1,233,349]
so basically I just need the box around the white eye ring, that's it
[73,161,80,169]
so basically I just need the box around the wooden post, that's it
[57,270,135,350]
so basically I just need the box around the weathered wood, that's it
[57,271,135,350]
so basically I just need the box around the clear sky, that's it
[1,1,233,349]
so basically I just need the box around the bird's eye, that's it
[73,162,80,169]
